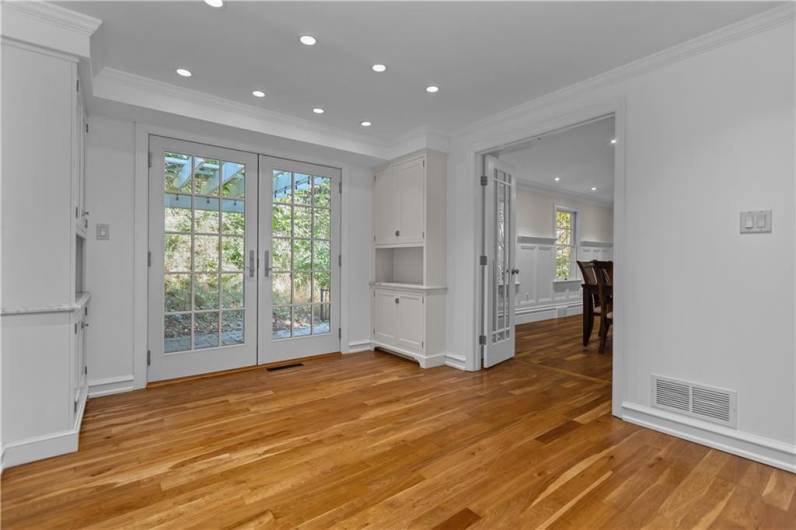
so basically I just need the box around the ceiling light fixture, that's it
[610,138,617,144]
[591,186,598,191]
[313,107,325,114]
[176,68,192,77]
[252,90,265,98]
[425,85,439,93]
[372,64,387,73]
[554,176,561,182]
[299,34,317,46]
[360,121,372,127]
[204,0,223,7]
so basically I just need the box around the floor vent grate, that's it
[651,375,736,428]
[267,363,304,372]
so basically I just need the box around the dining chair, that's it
[577,260,601,347]
[593,260,613,354]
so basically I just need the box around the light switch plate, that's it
[740,210,771,234]
[96,223,110,240]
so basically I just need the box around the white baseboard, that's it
[444,353,467,370]
[88,375,135,398]
[417,352,447,369]
[621,402,796,473]
[515,302,582,325]
[3,386,88,468]
[344,340,373,354]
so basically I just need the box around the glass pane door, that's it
[149,137,258,381]
[259,156,340,363]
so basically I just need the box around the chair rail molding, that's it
[0,1,101,58]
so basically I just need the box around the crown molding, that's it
[455,4,795,140]
[386,126,451,160]
[0,1,101,58]
[92,67,391,160]
[516,179,614,207]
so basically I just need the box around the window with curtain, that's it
[555,208,577,280]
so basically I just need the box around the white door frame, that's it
[471,100,626,418]
[133,123,348,388]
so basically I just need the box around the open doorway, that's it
[479,113,617,396]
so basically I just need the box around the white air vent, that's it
[651,375,737,428]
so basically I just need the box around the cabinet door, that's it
[397,157,425,243]
[80,306,88,389]
[373,168,398,244]
[397,293,424,353]
[373,290,398,345]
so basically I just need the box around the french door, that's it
[148,137,258,380]
[258,156,341,362]
[481,155,517,368]
[148,138,340,381]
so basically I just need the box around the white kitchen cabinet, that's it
[371,150,447,368]
[372,287,446,367]
[1,39,91,468]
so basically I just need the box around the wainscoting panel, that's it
[515,238,612,324]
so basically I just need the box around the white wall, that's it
[84,110,375,393]
[514,186,613,242]
[446,17,795,468]
[85,116,136,392]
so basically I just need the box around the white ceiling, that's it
[64,1,777,143]
[501,116,615,203]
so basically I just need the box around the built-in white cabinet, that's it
[371,151,447,368]
[1,39,91,468]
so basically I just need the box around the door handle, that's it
[248,250,255,278]
[511,268,520,275]
[395,229,400,237]
[264,250,272,278]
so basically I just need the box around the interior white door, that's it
[148,136,258,381]
[259,156,341,362]
[481,155,517,368]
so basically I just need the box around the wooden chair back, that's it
[577,260,598,287]
[593,260,613,316]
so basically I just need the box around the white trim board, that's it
[621,402,796,473]
[444,353,468,371]
[516,301,583,325]
[88,375,135,398]
[345,340,373,354]
[3,388,88,468]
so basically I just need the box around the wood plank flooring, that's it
[3,316,795,529]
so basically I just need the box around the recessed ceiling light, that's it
[591,186,598,191]
[204,0,223,7]
[313,107,325,114]
[553,176,561,182]
[360,121,372,127]
[252,90,265,98]
[372,64,387,73]
[426,85,440,93]
[176,68,192,77]
[610,138,617,144]
[299,35,317,46]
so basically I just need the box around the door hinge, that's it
[339,180,343,194]
[338,328,342,339]
[147,251,152,267]
[478,335,487,346]
[74,400,78,413]
[84,366,88,375]
[85,122,89,134]
[75,206,79,218]
[147,350,151,366]
[148,151,152,168]
[423,159,425,168]
[338,254,342,267]
[74,323,78,334]
[480,255,488,266]
[422,296,425,304]
[480,175,488,186]
[76,79,79,92]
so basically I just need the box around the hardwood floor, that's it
[3,316,795,529]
